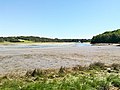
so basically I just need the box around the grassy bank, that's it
[1,62,120,90]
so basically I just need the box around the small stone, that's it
[107,68,112,73]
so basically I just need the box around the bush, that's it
[26,69,44,77]
[112,79,120,88]
[89,62,105,70]
[111,63,120,71]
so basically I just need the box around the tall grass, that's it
[0,62,120,90]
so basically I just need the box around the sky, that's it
[0,0,120,39]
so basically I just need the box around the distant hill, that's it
[91,29,120,43]
[0,36,91,43]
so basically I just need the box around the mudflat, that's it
[0,44,120,75]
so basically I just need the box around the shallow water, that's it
[0,43,91,49]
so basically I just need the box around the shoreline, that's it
[0,42,77,45]
[0,45,120,75]
[0,42,119,46]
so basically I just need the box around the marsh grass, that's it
[111,63,120,71]
[1,62,120,90]
[89,62,105,70]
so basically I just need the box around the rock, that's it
[107,68,112,73]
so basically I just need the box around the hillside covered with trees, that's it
[91,29,120,43]
[0,36,91,43]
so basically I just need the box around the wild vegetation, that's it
[0,36,91,43]
[1,62,120,90]
[91,29,120,43]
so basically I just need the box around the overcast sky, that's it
[0,0,120,39]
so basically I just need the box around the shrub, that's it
[26,69,44,77]
[112,79,120,88]
[89,62,105,70]
[72,65,88,71]
[111,63,120,71]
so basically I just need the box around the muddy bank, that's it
[0,45,120,75]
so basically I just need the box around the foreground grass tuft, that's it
[1,62,120,90]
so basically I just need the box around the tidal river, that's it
[0,42,91,50]
[0,42,119,75]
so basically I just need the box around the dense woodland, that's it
[0,36,90,43]
[91,29,120,43]
[1,29,120,43]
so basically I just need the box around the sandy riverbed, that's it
[0,44,120,75]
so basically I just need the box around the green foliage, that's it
[111,63,120,71]
[0,79,23,90]
[0,72,116,90]
[112,79,120,88]
[0,36,90,43]
[89,62,105,70]
[107,75,120,88]
[0,37,4,42]
[91,29,120,43]
[1,63,120,90]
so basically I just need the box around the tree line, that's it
[91,29,120,43]
[0,36,91,43]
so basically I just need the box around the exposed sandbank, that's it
[0,44,120,75]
